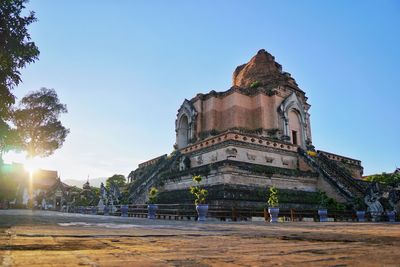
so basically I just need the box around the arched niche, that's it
[288,109,302,146]
[175,99,197,149]
[278,92,309,148]
[177,115,189,148]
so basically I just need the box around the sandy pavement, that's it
[0,210,399,266]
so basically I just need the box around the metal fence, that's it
[64,204,398,222]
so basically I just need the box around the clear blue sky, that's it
[5,0,400,179]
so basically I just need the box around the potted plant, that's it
[387,210,396,222]
[120,203,129,217]
[190,175,208,221]
[103,205,110,216]
[267,186,279,223]
[147,187,158,219]
[91,206,97,215]
[353,197,366,222]
[318,191,328,222]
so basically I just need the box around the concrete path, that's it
[0,210,399,266]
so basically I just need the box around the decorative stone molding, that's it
[265,156,274,163]
[176,99,197,149]
[181,131,298,154]
[196,155,203,165]
[211,152,218,162]
[278,92,309,148]
[247,152,256,161]
[281,157,290,166]
[226,148,238,156]
[179,155,191,171]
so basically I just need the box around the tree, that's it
[106,174,126,189]
[0,0,40,159]
[365,172,400,187]
[0,168,18,202]
[12,88,69,158]
[0,0,39,123]
[0,120,20,157]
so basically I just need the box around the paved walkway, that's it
[0,210,399,266]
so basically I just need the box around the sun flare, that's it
[24,161,38,175]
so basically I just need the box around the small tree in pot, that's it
[190,175,208,221]
[353,197,367,222]
[147,187,158,219]
[318,191,329,222]
[267,186,279,223]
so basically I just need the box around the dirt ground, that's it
[0,210,399,266]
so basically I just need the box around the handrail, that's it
[298,148,355,200]
[317,153,366,194]
[129,152,181,203]
[64,204,370,222]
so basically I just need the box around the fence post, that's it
[290,209,294,222]
[232,207,237,221]
[264,208,268,222]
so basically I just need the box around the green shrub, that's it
[352,197,366,211]
[190,175,208,205]
[267,186,279,207]
[250,81,262,89]
[148,187,158,204]
[318,191,329,209]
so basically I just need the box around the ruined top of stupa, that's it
[232,49,299,90]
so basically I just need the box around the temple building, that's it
[128,50,367,207]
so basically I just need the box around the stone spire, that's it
[232,49,298,89]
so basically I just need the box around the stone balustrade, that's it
[318,150,361,166]
[138,154,167,169]
[181,131,297,154]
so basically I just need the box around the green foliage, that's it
[119,189,130,205]
[365,172,400,187]
[73,186,99,206]
[148,187,158,204]
[248,163,318,178]
[0,121,20,156]
[106,174,126,189]
[326,197,346,211]
[157,184,324,206]
[250,81,262,89]
[318,191,329,209]
[0,0,40,119]
[190,175,208,205]
[352,197,366,211]
[0,166,18,201]
[12,88,69,158]
[193,175,202,183]
[0,0,40,159]
[267,186,279,207]
[90,186,100,197]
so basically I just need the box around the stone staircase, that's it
[298,148,367,201]
[128,152,181,204]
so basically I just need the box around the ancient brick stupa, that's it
[128,50,366,207]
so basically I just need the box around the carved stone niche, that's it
[211,152,218,162]
[196,155,203,165]
[247,153,256,161]
[176,99,197,149]
[179,156,191,171]
[281,157,290,166]
[226,148,238,159]
[265,156,274,163]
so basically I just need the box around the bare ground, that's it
[0,210,399,266]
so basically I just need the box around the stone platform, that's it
[1,210,399,266]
